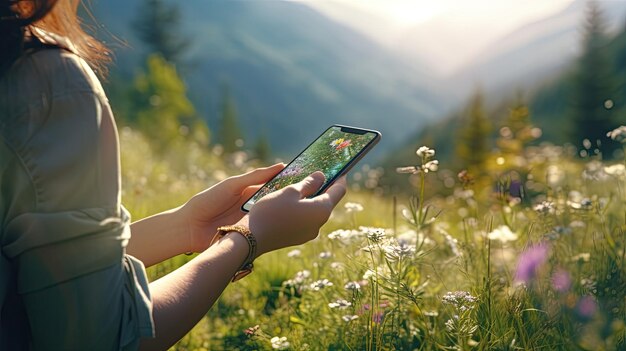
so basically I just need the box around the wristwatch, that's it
[213,225,257,282]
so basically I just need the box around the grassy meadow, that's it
[120,125,626,351]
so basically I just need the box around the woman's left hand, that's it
[180,163,285,253]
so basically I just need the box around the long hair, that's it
[0,0,110,76]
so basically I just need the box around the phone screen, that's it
[242,125,380,211]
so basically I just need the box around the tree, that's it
[568,1,618,156]
[219,85,244,154]
[133,0,190,65]
[456,89,492,172]
[129,54,208,149]
[497,94,539,155]
[254,132,272,163]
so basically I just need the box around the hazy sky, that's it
[292,0,575,73]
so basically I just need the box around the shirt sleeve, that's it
[1,50,154,350]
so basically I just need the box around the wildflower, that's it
[604,164,626,176]
[309,279,333,291]
[344,202,364,212]
[424,311,439,317]
[270,336,290,350]
[372,311,385,324]
[423,160,439,172]
[572,253,591,263]
[552,269,571,293]
[576,296,598,320]
[487,225,518,243]
[533,201,554,214]
[457,170,475,186]
[544,226,573,240]
[319,251,332,259]
[342,314,358,322]
[336,139,352,151]
[330,262,342,270]
[327,229,362,243]
[514,243,550,284]
[442,291,478,311]
[383,241,417,260]
[283,270,311,287]
[363,269,376,280]
[445,315,459,332]
[328,299,352,309]
[244,324,260,336]
[344,281,361,291]
[416,146,436,158]
[361,226,386,242]
[606,125,626,143]
[582,160,609,181]
[287,249,301,258]
[330,138,344,147]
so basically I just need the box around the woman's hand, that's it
[236,171,347,257]
[181,163,285,253]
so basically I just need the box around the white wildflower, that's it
[361,226,386,243]
[383,241,417,260]
[344,202,364,213]
[342,314,359,322]
[607,125,626,143]
[287,249,301,258]
[572,253,591,263]
[319,251,332,259]
[534,201,554,214]
[416,146,436,158]
[442,291,478,311]
[396,166,419,174]
[328,299,352,309]
[327,229,362,243]
[344,281,361,291]
[309,279,333,291]
[487,225,518,243]
[270,336,290,350]
[423,160,439,173]
[604,164,626,177]
[294,270,311,283]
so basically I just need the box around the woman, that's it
[0,1,346,350]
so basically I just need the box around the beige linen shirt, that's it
[0,34,154,350]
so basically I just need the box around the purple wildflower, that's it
[551,269,572,293]
[576,295,597,319]
[514,243,550,284]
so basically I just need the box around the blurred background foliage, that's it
[75,0,626,349]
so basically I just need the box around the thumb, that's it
[293,171,326,198]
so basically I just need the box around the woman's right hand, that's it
[236,171,347,257]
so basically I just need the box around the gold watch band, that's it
[214,225,257,282]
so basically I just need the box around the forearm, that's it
[128,207,189,267]
[138,233,248,351]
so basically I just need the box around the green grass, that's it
[120,127,626,351]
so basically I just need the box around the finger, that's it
[226,163,285,193]
[314,176,347,208]
[236,184,263,207]
[291,171,325,198]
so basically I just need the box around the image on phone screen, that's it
[242,125,380,212]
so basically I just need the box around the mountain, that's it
[447,0,626,98]
[383,1,626,184]
[90,0,446,159]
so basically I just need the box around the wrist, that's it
[214,224,257,281]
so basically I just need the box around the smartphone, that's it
[241,125,381,212]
